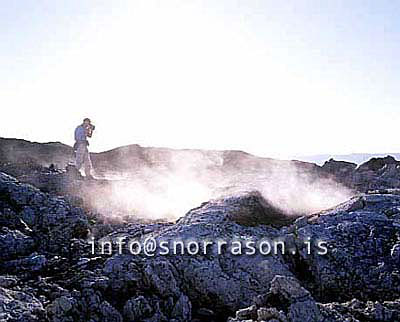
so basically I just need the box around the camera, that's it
[86,124,95,138]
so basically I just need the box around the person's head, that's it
[83,118,91,126]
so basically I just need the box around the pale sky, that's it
[1,1,399,159]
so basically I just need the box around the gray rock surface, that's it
[0,286,46,321]
[322,155,400,191]
[1,153,400,321]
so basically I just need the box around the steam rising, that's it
[87,150,354,221]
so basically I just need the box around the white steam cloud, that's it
[87,150,354,221]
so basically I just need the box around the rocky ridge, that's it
[1,167,400,321]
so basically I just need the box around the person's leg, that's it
[75,144,85,171]
[83,148,93,178]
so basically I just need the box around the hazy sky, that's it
[1,1,399,159]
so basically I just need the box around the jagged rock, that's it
[0,286,46,321]
[171,294,192,320]
[96,188,400,320]
[231,275,322,322]
[2,253,47,274]
[97,300,123,322]
[0,227,35,260]
[358,156,400,172]
[217,191,294,226]
[101,191,296,319]
[0,276,18,288]
[268,275,322,321]
[285,193,400,303]
[47,295,78,317]
[46,294,85,322]
[0,207,32,233]
[319,298,400,321]
[322,159,357,177]
[123,296,153,321]
[235,305,257,320]
[47,290,123,322]
[143,260,180,297]
[257,307,287,321]
[320,155,400,192]
[230,275,400,322]
[0,172,89,256]
[2,157,400,322]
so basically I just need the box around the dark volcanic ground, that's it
[1,138,400,321]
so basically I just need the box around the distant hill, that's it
[0,137,73,166]
[0,137,317,175]
[2,137,399,172]
[4,136,400,213]
[295,153,400,165]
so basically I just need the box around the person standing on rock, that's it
[74,118,95,179]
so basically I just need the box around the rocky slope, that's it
[2,138,400,321]
[1,169,400,321]
[297,153,400,166]
[2,137,400,195]
[321,156,400,192]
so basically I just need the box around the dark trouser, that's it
[75,142,92,177]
